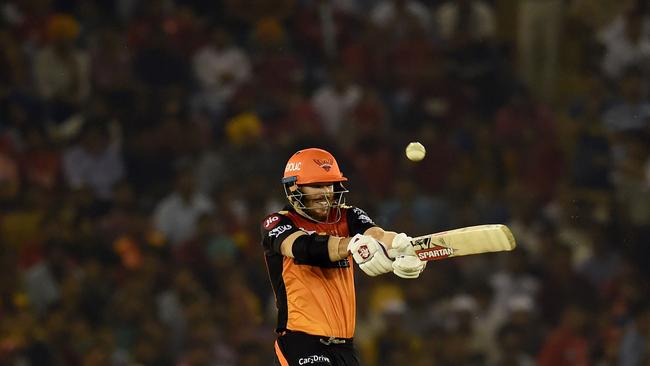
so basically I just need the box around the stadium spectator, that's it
[619,301,650,366]
[153,166,214,246]
[598,5,650,80]
[192,25,252,118]
[601,66,650,133]
[516,0,564,100]
[370,0,432,35]
[436,0,496,44]
[537,303,592,366]
[33,14,89,124]
[0,1,648,364]
[62,120,125,201]
[311,66,362,140]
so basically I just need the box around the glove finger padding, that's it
[388,232,416,258]
[348,234,393,276]
[392,255,425,279]
[359,248,394,276]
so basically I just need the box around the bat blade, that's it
[411,224,516,261]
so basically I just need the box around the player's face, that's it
[300,184,335,220]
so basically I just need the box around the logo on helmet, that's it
[313,159,333,172]
[285,162,302,172]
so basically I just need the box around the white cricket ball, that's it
[405,142,426,162]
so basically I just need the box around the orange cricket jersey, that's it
[261,205,376,338]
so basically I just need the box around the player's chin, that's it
[306,207,330,220]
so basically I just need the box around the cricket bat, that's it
[410,224,516,261]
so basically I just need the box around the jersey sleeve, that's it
[346,206,377,236]
[260,213,300,255]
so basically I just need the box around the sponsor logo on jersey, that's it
[416,245,454,260]
[285,162,302,172]
[268,225,292,238]
[313,158,333,172]
[298,354,331,365]
[263,215,280,229]
[352,208,375,225]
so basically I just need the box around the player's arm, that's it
[364,227,398,250]
[362,226,425,278]
[279,232,352,262]
[280,229,404,263]
[281,232,402,278]
[345,207,410,256]
[270,210,393,274]
[262,214,344,266]
[363,227,416,257]
[262,213,355,264]
[346,207,424,278]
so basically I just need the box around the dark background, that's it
[0,0,649,365]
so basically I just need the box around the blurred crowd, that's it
[0,0,649,365]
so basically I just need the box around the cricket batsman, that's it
[261,148,424,365]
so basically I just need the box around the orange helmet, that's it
[281,148,347,185]
[281,148,348,223]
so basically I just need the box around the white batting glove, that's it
[392,255,426,279]
[388,233,416,258]
[348,234,393,276]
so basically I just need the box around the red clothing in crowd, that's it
[537,328,589,366]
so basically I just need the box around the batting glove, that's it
[348,234,393,276]
[392,255,426,279]
[388,233,416,258]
